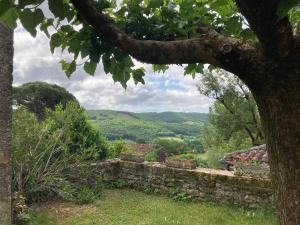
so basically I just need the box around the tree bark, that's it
[253,72,300,225]
[0,22,13,225]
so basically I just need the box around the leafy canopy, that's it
[1,0,299,87]
[13,82,78,120]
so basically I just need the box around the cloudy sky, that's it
[13,25,213,112]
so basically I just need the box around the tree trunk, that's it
[253,74,300,225]
[0,22,13,225]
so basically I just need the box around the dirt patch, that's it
[38,201,98,219]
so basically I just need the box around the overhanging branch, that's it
[70,0,259,75]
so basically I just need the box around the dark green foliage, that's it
[87,110,208,143]
[46,102,108,160]
[155,138,184,155]
[171,191,193,203]
[13,82,78,120]
[136,138,146,144]
[182,138,204,153]
[104,179,126,189]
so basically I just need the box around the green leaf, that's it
[40,18,54,37]
[153,64,169,73]
[0,0,11,17]
[80,41,90,59]
[119,71,130,88]
[240,28,255,40]
[60,60,76,77]
[102,54,112,74]
[48,0,64,19]
[277,0,297,19]
[18,0,44,7]
[50,33,61,53]
[0,7,19,28]
[84,61,97,76]
[68,38,80,59]
[184,64,203,78]
[148,0,163,9]
[132,68,145,84]
[67,60,76,77]
[64,4,75,22]
[19,8,44,37]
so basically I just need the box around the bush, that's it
[155,138,185,155]
[12,106,105,204]
[144,149,159,162]
[107,140,127,158]
[171,191,193,203]
[45,102,109,160]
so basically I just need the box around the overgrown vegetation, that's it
[12,102,107,205]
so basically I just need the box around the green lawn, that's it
[29,189,277,225]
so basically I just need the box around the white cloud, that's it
[13,26,213,112]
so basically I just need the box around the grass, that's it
[28,189,277,225]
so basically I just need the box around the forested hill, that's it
[87,110,209,142]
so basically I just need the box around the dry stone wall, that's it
[91,159,273,208]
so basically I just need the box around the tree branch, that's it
[70,0,258,74]
[235,0,294,58]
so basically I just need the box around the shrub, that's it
[196,158,209,168]
[155,138,184,155]
[177,153,194,159]
[107,140,127,158]
[171,191,193,203]
[144,149,159,162]
[45,102,109,160]
[12,106,105,204]
[105,179,126,189]
[74,187,98,204]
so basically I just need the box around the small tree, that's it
[198,71,264,146]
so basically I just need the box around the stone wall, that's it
[90,159,273,208]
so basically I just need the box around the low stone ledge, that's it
[165,157,197,169]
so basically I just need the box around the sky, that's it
[13,25,213,113]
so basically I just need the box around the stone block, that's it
[165,157,197,169]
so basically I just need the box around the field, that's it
[29,189,277,225]
[87,110,209,142]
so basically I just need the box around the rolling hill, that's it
[87,110,209,142]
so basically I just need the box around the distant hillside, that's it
[87,110,209,142]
